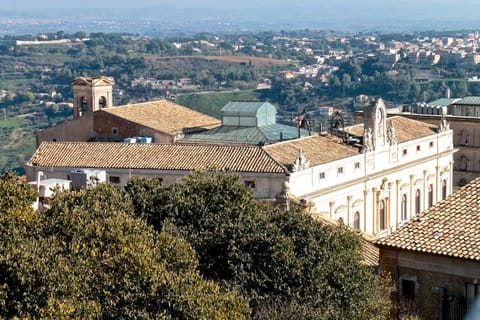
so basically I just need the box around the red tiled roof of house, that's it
[263,135,359,166]
[28,142,287,174]
[101,100,221,135]
[345,116,439,142]
[376,177,480,261]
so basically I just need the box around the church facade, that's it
[264,98,455,236]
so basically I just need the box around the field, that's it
[0,117,36,174]
[0,117,24,128]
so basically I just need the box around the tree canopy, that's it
[0,171,392,319]
[125,172,393,319]
[0,173,249,319]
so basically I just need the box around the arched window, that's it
[459,155,468,171]
[354,211,360,230]
[379,200,386,230]
[80,96,88,115]
[99,96,107,108]
[442,179,447,200]
[428,184,433,208]
[401,194,407,221]
[415,189,421,214]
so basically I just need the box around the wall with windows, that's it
[287,127,454,236]
[379,247,480,320]
[25,165,286,201]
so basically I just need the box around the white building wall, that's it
[288,129,455,237]
[25,166,286,201]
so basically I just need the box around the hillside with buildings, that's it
[3,29,480,172]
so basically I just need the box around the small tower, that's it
[72,76,114,118]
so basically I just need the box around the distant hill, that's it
[1,2,480,35]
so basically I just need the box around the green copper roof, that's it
[221,101,277,116]
[183,123,311,145]
[453,96,480,106]
[428,98,458,106]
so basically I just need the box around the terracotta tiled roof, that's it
[376,177,480,261]
[101,100,221,135]
[263,135,359,167]
[28,142,287,173]
[344,116,438,142]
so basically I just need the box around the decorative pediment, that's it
[427,174,436,181]
[414,178,423,186]
[72,77,92,86]
[400,183,410,191]
[292,149,310,172]
[335,205,348,214]
[72,76,115,87]
[352,199,363,207]
[440,165,450,175]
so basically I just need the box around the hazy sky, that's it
[4,0,479,10]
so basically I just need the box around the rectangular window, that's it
[319,172,325,180]
[403,149,408,156]
[402,279,416,298]
[109,176,120,184]
[112,127,118,135]
[354,162,360,170]
[244,180,256,189]
[337,167,344,175]
[416,145,421,152]
[429,141,434,148]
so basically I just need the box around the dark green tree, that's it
[0,174,250,319]
[126,172,393,319]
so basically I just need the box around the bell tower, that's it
[72,76,114,118]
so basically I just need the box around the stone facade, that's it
[92,111,174,143]
[379,248,480,319]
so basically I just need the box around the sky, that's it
[4,0,478,9]
[3,0,480,33]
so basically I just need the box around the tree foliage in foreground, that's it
[126,172,393,319]
[0,173,249,319]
